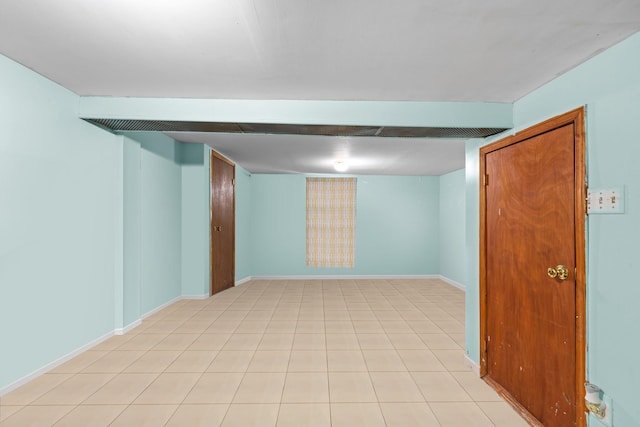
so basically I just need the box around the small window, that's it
[306,177,356,268]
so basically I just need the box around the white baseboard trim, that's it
[250,275,440,280]
[141,295,182,320]
[182,294,209,300]
[439,275,466,291]
[114,319,142,336]
[464,354,481,376]
[0,330,114,397]
[235,277,252,286]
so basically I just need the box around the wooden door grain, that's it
[210,151,235,295]
[480,108,586,427]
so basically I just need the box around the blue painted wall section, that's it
[0,54,120,389]
[180,143,208,297]
[439,168,466,287]
[250,174,440,276]
[235,166,253,282]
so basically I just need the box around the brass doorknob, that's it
[547,265,569,280]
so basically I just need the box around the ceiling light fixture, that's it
[334,160,349,172]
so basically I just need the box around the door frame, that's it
[479,107,586,426]
[209,150,236,296]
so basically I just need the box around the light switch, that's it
[587,187,625,214]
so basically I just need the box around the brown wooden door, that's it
[482,110,586,427]
[210,151,235,295]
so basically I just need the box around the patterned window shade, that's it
[306,177,357,268]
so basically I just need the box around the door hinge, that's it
[232,178,235,186]
[483,174,489,186]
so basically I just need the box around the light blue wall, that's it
[465,32,640,426]
[123,137,142,327]
[235,166,253,282]
[131,133,183,314]
[180,143,209,297]
[439,169,466,286]
[250,174,440,276]
[0,55,120,389]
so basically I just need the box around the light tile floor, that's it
[0,279,530,426]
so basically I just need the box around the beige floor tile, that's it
[109,404,178,427]
[352,321,384,333]
[324,321,355,333]
[32,373,115,405]
[387,333,428,349]
[433,320,465,334]
[172,320,214,334]
[134,373,201,404]
[0,405,73,427]
[234,321,269,333]
[153,333,200,350]
[247,350,291,372]
[165,404,229,427]
[123,350,182,372]
[0,406,23,421]
[52,404,126,427]
[82,350,146,373]
[245,310,274,320]
[208,350,255,372]
[208,321,243,333]
[265,321,297,333]
[380,320,411,333]
[165,350,218,372]
[328,373,377,402]
[142,320,183,334]
[1,374,72,405]
[90,335,134,351]
[324,310,351,320]
[380,402,440,426]
[258,333,294,350]
[4,280,523,427]
[183,373,244,403]
[297,311,324,320]
[116,334,168,350]
[295,321,324,334]
[430,402,494,427]
[326,333,360,350]
[282,373,329,403]
[432,349,470,372]
[397,349,447,372]
[233,372,286,403]
[419,333,462,349]
[189,333,232,350]
[50,351,109,374]
[362,350,407,371]
[221,403,279,427]
[406,320,444,334]
[270,310,299,321]
[412,372,473,402]
[223,308,252,316]
[222,333,263,350]
[292,333,326,350]
[356,333,393,350]
[327,350,368,372]
[477,401,531,427]
[82,373,157,404]
[288,350,327,372]
[276,403,330,427]
[449,333,465,347]
[330,403,386,427]
[369,372,424,402]
[451,372,503,401]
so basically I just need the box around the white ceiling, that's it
[2,0,639,175]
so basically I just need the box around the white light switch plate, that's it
[587,187,625,214]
